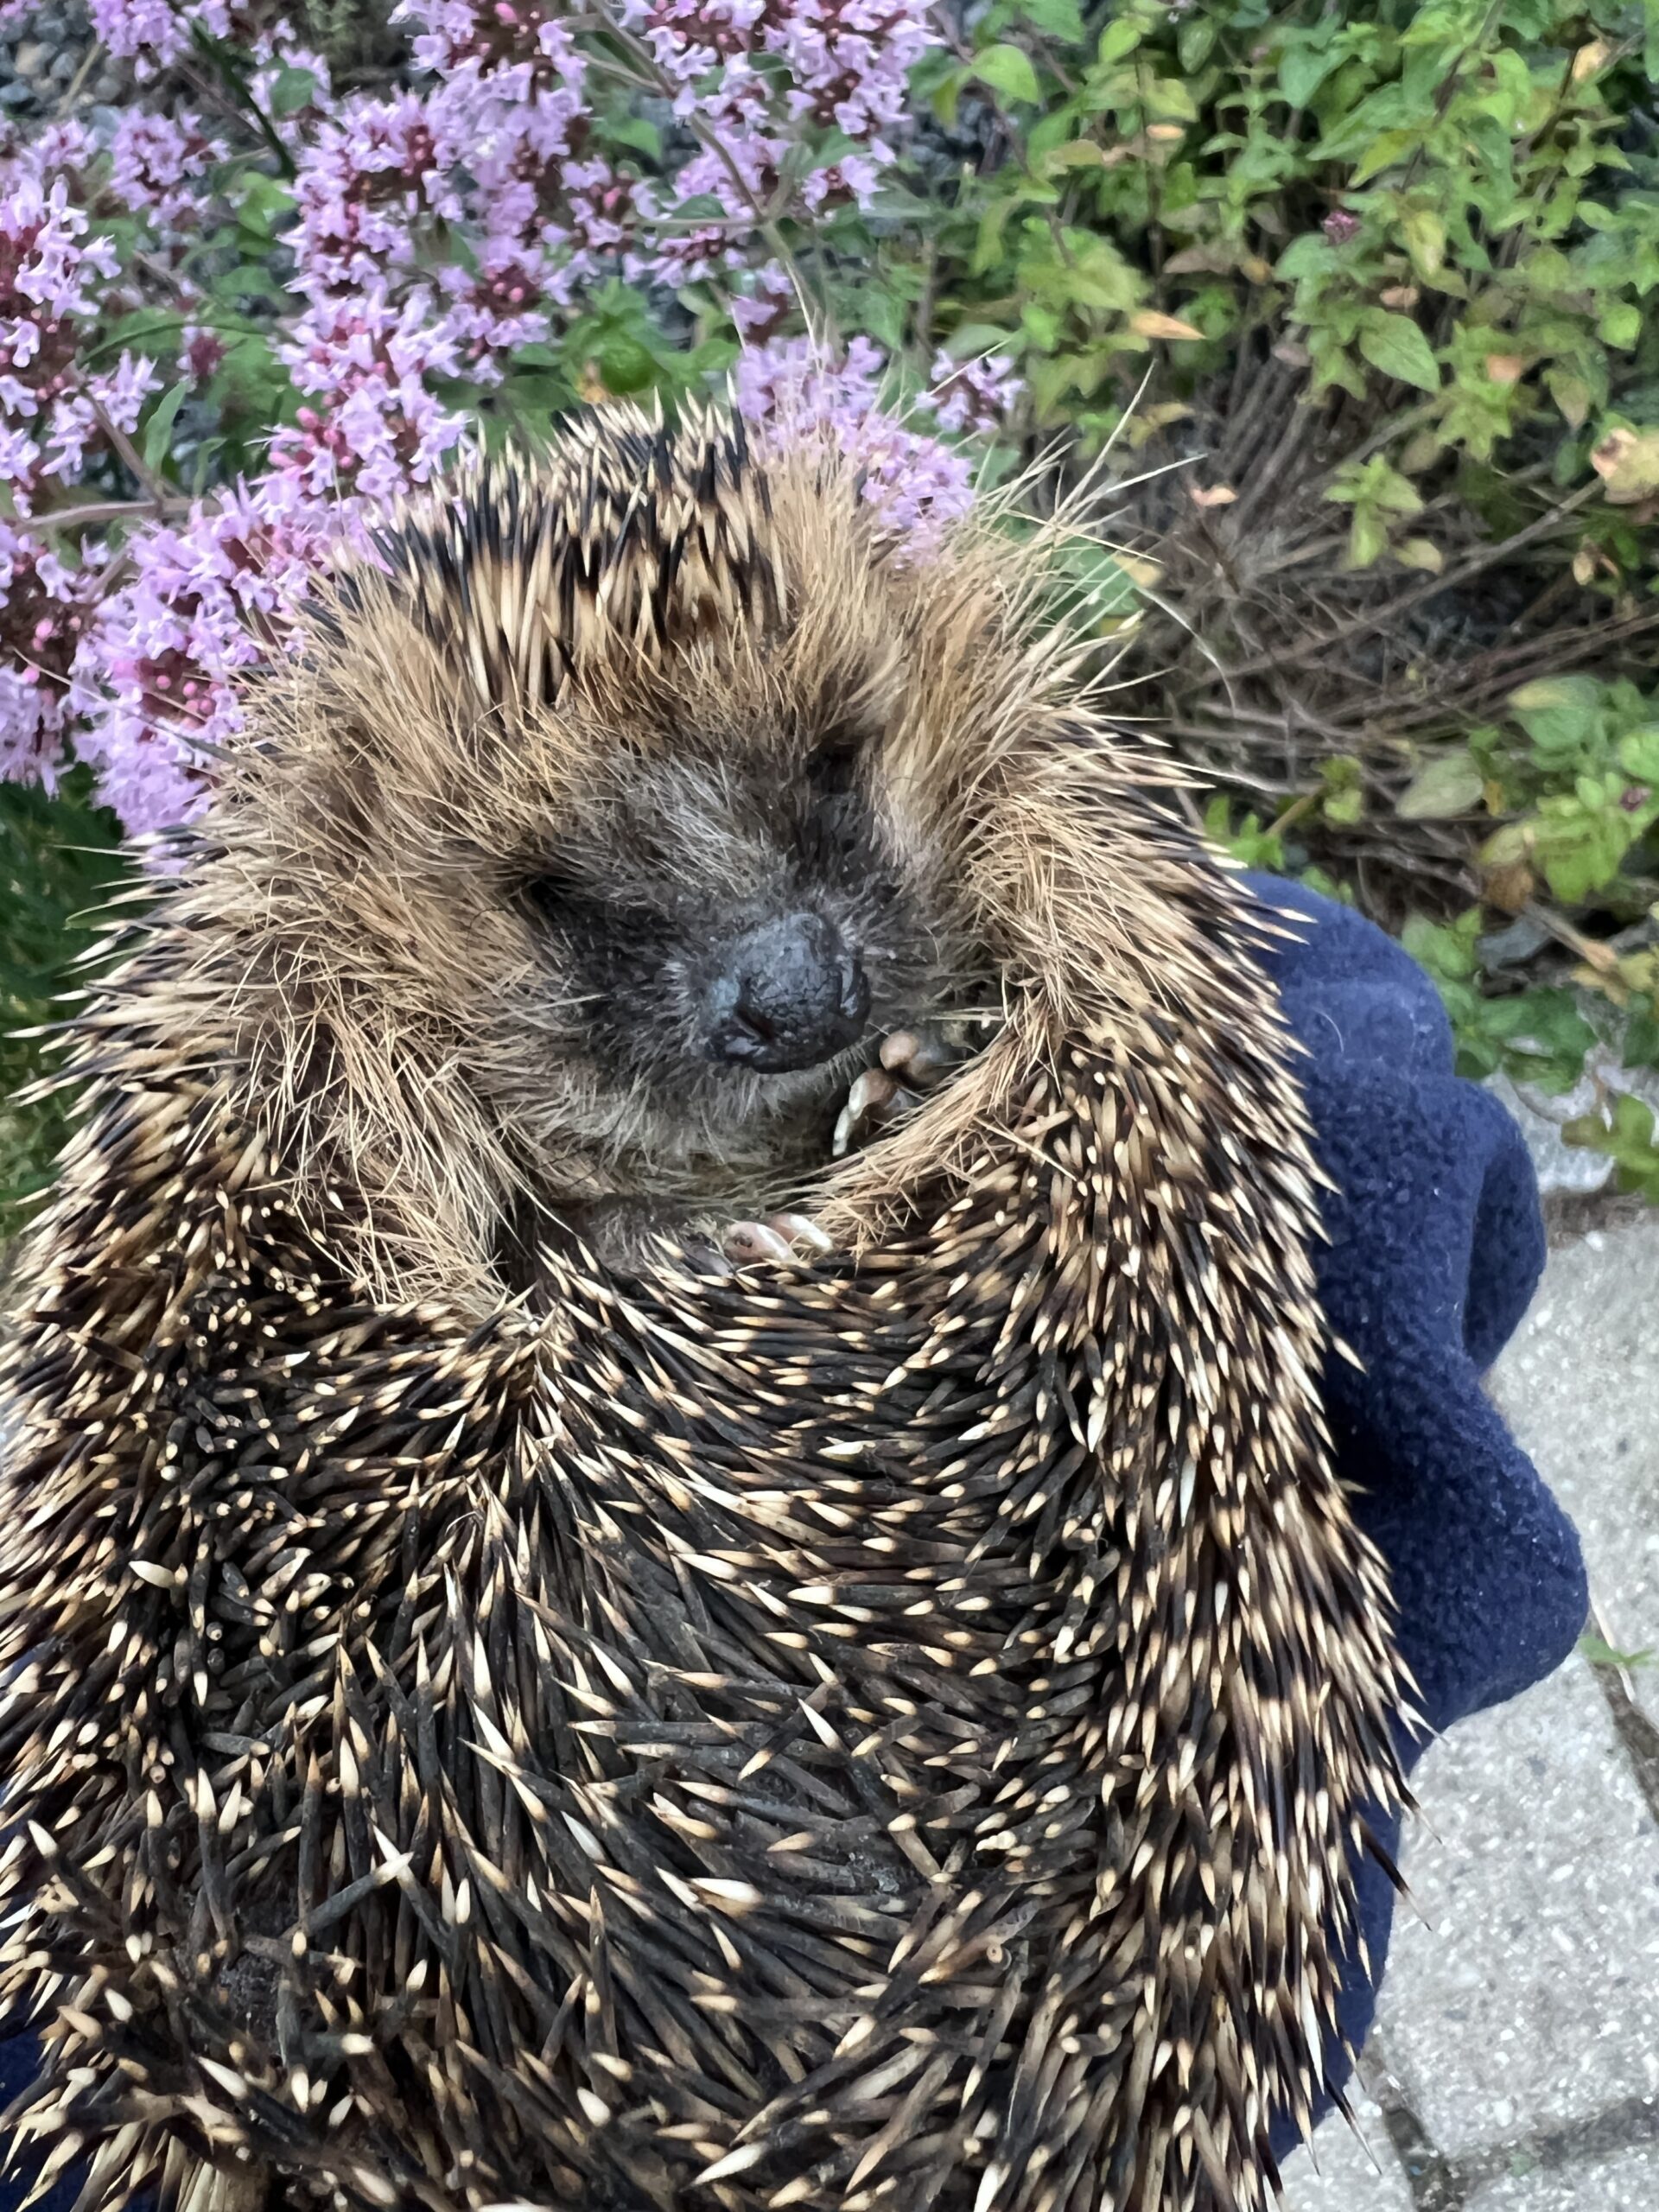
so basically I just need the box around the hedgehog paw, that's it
[721,1212,835,1267]
[878,1023,966,1088]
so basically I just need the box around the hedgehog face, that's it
[219,424,1005,1286]
[484,704,953,1190]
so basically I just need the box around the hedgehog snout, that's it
[702,910,870,1073]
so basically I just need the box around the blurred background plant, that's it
[0,0,1656,1218]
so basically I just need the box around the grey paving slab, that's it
[1373,1658,1659,2152]
[1278,2091,1414,2210]
[1465,2140,1659,2211]
[1489,1220,1659,1732]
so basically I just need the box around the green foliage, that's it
[907,0,1659,471]
[1202,794,1357,900]
[898,0,1659,1190]
[1390,675,1659,1148]
[1579,1630,1655,1668]
[0,777,130,1245]
[1470,677,1659,909]
[1401,909,1599,1089]
[1563,1090,1659,1198]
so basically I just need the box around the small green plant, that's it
[1396,673,1659,1141]
[1563,1092,1659,1199]
[0,776,129,1245]
[1580,1629,1656,1669]
[1401,909,1599,1089]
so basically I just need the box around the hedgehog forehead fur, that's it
[0,404,1411,2212]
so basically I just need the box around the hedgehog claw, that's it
[721,1213,833,1268]
[832,1068,929,1157]
[878,1023,963,1088]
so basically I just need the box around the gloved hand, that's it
[1246,873,1588,2157]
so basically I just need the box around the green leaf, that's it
[1564,1094,1659,1199]
[1510,676,1606,766]
[1617,728,1659,783]
[972,44,1042,105]
[1202,795,1285,872]
[1096,18,1141,66]
[142,378,191,476]
[1278,42,1338,110]
[604,115,663,160]
[1014,0,1084,43]
[1357,312,1440,393]
[941,321,1019,361]
[1599,301,1641,351]
[265,65,315,117]
[1580,1631,1655,1669]
[1398,749,1484,820]
[1400,207,1446,278]
[1403,909,1481,986]
[234,172,296,243]
[1625,1001,1659,1069]
[1320,755,1364,825]
[1275,233,1338,282]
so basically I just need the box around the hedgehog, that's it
[0,405,1411,2212]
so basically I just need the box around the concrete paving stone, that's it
[1373,1657,1659,2152]
[1277,2091,1414,2211]
[1489,1219,1659,1732]
[1465,2140,1659,2211]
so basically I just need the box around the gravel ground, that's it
[0,1,124,121]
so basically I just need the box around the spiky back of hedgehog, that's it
[0,406,1408,2212]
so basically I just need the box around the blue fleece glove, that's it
[1246,873,1588,2158]
[0,878,1588,2205]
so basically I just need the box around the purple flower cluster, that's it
[638,0,932,218]
[735,334,989,553]
[0,145,162,784]
[109,111,216,233]
[72,479,356,835]
[89,0,237,75]
[929,350,1024,436]
[0,0,1026,838]
[272,287,467,502]
[0,522,104,786]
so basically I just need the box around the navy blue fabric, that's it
[0,877,1588,2202]
[1245,874,1588,2158]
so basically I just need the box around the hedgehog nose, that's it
[704,912,870,1073]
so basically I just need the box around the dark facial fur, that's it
[505,721,947,1190]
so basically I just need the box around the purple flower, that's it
[270,288,466,503]
[0,517,103,787]
[178,324,228,384]
[0,166,128,512]
[109,111,219,232]
[0,0,973,835]
[928,349,1022,435]
[89,0,234,74]
[734,335,974,556]
[73,478,360,836]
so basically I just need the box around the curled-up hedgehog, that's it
[0,406,1409,2212]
